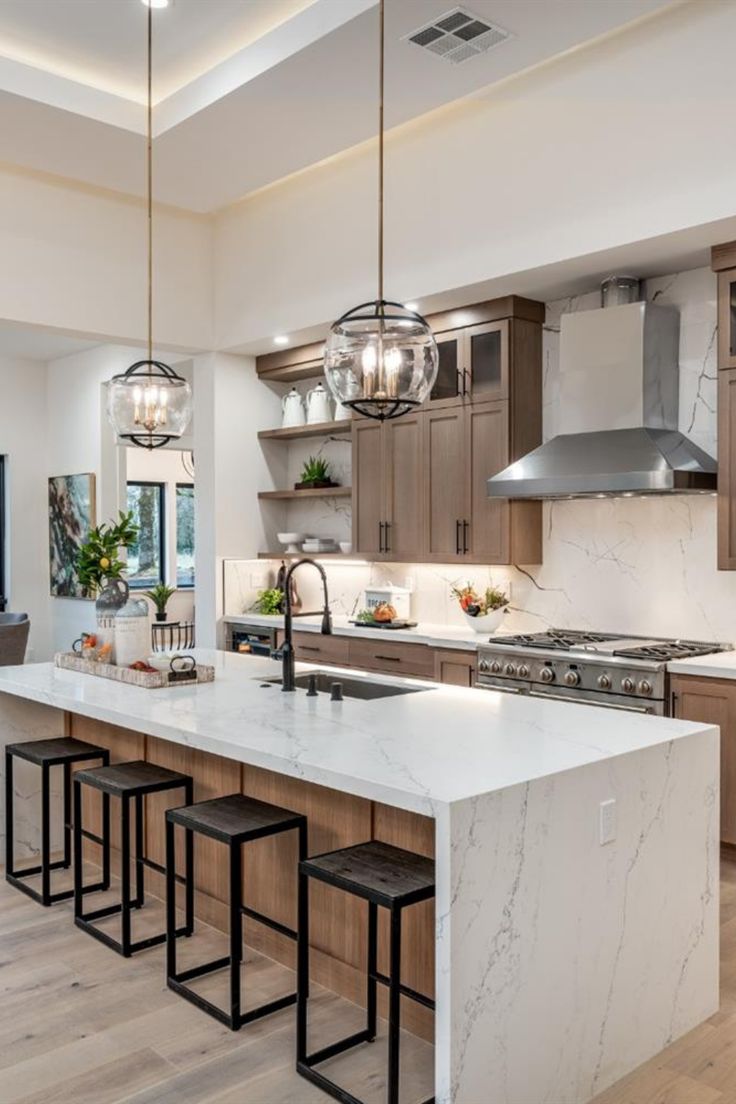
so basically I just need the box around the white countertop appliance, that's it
[477,629,729,715]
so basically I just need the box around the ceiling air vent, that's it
[405,7,511,64]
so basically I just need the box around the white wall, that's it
[125,446,195,623]
[214,0,736,350]
[0,165,212,351]
[193,353,281,646]
[0,358,51,659]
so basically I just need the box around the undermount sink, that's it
[259,670,432,700]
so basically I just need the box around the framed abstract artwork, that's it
[48,473,96,598]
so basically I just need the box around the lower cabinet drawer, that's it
[292,631,350,666]
[347,637,435,679]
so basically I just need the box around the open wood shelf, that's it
[257,486,352,501]
[257,550,356,560]
[258,419,352,442]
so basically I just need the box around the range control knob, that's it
[479,658,489,673]
[638,679,652,696]
[621,676,636,694]
[564,669,580,687]
[517,663,530,679]
[505,663,517,677]
[540,666,555,683]
[597,673,612,690]
[490,659,502,674]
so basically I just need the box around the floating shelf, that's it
[257,550,356,560]
[258,419,352,442]
[257,486,352,501]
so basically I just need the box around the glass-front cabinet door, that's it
[427,330,466,407]
[718,270,736,370]
[465,320,509,402]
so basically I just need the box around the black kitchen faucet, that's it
[272,558,332,691]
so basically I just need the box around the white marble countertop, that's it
[0,650,714,816]
[224,612,485,650]
[668,649,736,680]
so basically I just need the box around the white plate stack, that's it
[302,538,338,554]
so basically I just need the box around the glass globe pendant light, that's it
[106,5,192,450]
[324,0,438,420]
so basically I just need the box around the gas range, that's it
[476,629,729,715]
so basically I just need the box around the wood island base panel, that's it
[0,649,719,1103]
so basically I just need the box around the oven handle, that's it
[528,689,652,713]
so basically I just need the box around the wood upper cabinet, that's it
[383,413,424,559]
[718,369,736,569]
[352,418,384,555]
[465,401,509,563]
[670,673,736,844]
[352,414,424,559]
[425,407,468,559]
[426,320,509,408]
[717,270,736,371]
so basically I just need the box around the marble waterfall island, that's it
[0,650,718,1104]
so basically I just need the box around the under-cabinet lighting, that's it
[141,0,169,8]
[274,335,289,346]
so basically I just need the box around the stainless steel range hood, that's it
[487,284,717,500]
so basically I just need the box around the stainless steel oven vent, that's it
[404,7,511,64]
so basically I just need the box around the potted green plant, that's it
[253,587,285,615]
[77,510,139,597]
[295,455,338,490]
[144,583,177,622]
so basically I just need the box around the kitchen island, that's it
[0,650,719,1103]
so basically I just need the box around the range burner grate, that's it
[492,629,612,650]
[613,642,719,661]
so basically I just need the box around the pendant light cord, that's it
[147,4,153,365]
[377,0,384,308]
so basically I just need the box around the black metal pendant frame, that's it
[110,359,188,450]
[328,299,432,422]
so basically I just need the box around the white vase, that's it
[463,608,506,634]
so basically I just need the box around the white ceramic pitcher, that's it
[281,387,305,427]
[306,382,332,424]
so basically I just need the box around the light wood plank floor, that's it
[5,858,736,1103]
[0,867,433,1104]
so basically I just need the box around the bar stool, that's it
[73,760,193,957]
[297,840,435,1104]
[165,792,307,1030]
[5,737,110,906]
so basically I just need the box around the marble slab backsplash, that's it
[233,266,732,642]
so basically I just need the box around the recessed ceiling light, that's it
[274,336,289,346]
[141,0,169,8]
[405,302,419,312]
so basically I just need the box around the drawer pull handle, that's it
[375,655,401,663]
[300,645,320,653]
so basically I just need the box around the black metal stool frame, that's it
[297,850,436,1104]
[5,743,110,906]
[166,807,307,1031]
[73,772,193,957]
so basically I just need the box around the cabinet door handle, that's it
[462,368,470,396]
[670,690,678,717]
[455,519,462,555]
[384,521,391,553]
[378,521,384,553]
[463,520,469,554]
[456,368,464,398]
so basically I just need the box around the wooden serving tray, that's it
[55,652,215,689]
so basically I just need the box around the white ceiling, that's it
[0,0,677,213]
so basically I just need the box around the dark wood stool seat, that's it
[5,737,109,906]
[7,736,107,767]
[297,841,436,1104]
[165,793,307,1031]
[73,760,193,958]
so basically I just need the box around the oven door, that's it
[475,676,663,715]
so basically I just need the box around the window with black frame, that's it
[175,483,195,587]
[126,481,165,589]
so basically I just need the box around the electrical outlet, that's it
[599,799,616,845]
